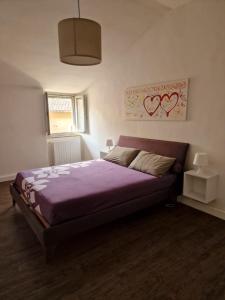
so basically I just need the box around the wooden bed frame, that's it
[10,135,189,261]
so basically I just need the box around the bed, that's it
[10,135,189,261]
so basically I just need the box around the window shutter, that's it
[75,95,87,133]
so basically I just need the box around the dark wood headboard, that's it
[118,135,189,194]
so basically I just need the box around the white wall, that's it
[0,61,48,180]
[83,0,225,210]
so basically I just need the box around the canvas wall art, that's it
[124,79,188,121]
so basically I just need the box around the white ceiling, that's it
[0,0,192,93]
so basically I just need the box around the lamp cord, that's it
[77,0,80,18]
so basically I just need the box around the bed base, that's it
[10,182,174,262]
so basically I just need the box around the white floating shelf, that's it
[183,170,218,204]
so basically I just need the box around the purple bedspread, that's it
[15,159,175,225]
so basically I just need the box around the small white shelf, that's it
[183,170,218,204]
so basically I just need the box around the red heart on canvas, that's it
[160,92,179,116]
[143,95,161,116]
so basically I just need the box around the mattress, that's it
[15,159,176,226]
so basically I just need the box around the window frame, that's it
[45,92,86,138]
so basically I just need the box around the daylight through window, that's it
[46,93,86,136]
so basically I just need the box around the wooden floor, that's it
[1,182,225,300]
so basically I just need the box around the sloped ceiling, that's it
[0,0,192,93]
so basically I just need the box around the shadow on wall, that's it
[0,59,42,88]
[80,136,93,161]
[0,60,48,178]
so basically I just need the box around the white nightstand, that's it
[183,170,218,204]
[100,150,109,159]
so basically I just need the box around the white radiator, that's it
[52,137,81,165]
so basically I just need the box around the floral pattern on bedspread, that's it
[20,160,102,214]
[22,177,49,213]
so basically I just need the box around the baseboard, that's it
[178,196,225,221]
[0,173,16,183]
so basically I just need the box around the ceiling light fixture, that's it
[58,0,102,66]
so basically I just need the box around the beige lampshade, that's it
[58,18,102,66]
[106,139,113,147]
[193,152,208,167]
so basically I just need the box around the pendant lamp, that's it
[58,0,102,66]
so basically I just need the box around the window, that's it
[46,93,87,136]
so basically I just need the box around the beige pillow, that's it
[104,146,139,167]
[129,151,176,176]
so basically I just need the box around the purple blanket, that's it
[15,160,175,225]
